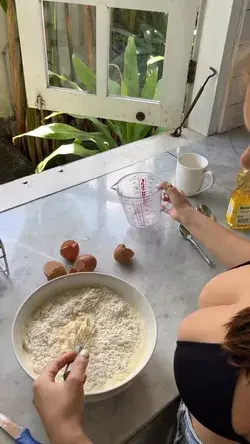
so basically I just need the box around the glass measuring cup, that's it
[111,172,162,228]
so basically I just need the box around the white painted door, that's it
[15,0,199,128]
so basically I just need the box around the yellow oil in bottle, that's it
[226,168,250,229]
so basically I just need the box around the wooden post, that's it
[6,0,27,139]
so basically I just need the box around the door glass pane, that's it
[109,9,168,100]
[43,1,96,93]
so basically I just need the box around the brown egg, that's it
[60,240,80,262]
[75,254,97,272]
[68,267,77,274]
[113,244,135,264]
[44,261,67,281]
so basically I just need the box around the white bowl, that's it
[12,272,157,402]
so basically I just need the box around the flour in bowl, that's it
[23,286,146,393]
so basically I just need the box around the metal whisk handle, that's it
[63,345,83,381]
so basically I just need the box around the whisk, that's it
[63,326,96,381]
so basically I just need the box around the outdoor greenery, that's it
[14,36,166,172]
[1,2,167,172]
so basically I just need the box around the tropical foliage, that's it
[15,36,166,172]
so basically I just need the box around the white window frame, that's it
[15,0,198,128]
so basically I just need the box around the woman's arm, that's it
[160,182,250,269]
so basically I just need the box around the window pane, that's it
[109,9,168,100]
[43,1,96,93]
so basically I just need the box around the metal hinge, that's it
[35,94,45,110]
[187,59,197,84]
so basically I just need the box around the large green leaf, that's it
[125,123,135,144]
[49,71,82,91]
[107,120,127,145]
[43,111,86,122]
[106,120,124,144]
[132,124,152,142]
[108,79,121,95]
[121,81,128,97]
[153,126,168,135]
[154,78,162,100]
[141,68,158,99]
[72,54,96,93]
[92,134,114,152]
[36,143,99,173]
[13,123,102,142]
[147,56,164,66]
[83,117,117,148]
[0,0,7,12]
[123,36,139,98]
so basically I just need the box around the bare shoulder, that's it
[178,304,239,343]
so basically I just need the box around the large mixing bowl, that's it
[12,272,157,402]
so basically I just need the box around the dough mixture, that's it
[23,286,145,393]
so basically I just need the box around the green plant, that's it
[0,0,7,12]
[110,10,168,87]
[14,36,166,172]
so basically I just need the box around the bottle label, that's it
[236,205,250,225]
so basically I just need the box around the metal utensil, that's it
[179,224,214,266]
[63,344,83,381]
[63,326,95,381]
[0,412,41,443]
[0,239,9,275]
[196,204,216,221]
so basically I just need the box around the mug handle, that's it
[195,171,215,195]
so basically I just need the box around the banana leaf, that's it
[72,54,96,93]
[13,123,102,142]
[36,143,99,173]
[49,71,82,90]
[123,36,139,98]
[141,68,158,99]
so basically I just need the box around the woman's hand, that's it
[158,181,193,222]
[33,351,92,444]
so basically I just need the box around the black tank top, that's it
[174,261,250,444]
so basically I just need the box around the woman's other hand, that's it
[158,182,193,222]
[33,351,92,444]
[240,146,250,170]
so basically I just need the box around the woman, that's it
[34,72,250,444]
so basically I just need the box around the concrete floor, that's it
[125,399,179,444]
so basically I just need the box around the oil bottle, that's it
[226,167,250,229]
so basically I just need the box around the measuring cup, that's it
[111,172,162,228]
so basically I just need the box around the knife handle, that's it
[16,428,42,444]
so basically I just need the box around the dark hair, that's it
[224,307,250,376]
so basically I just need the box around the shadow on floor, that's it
[125,398,179,444]
[0,137,34,185]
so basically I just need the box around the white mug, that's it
[175,153,215,197]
